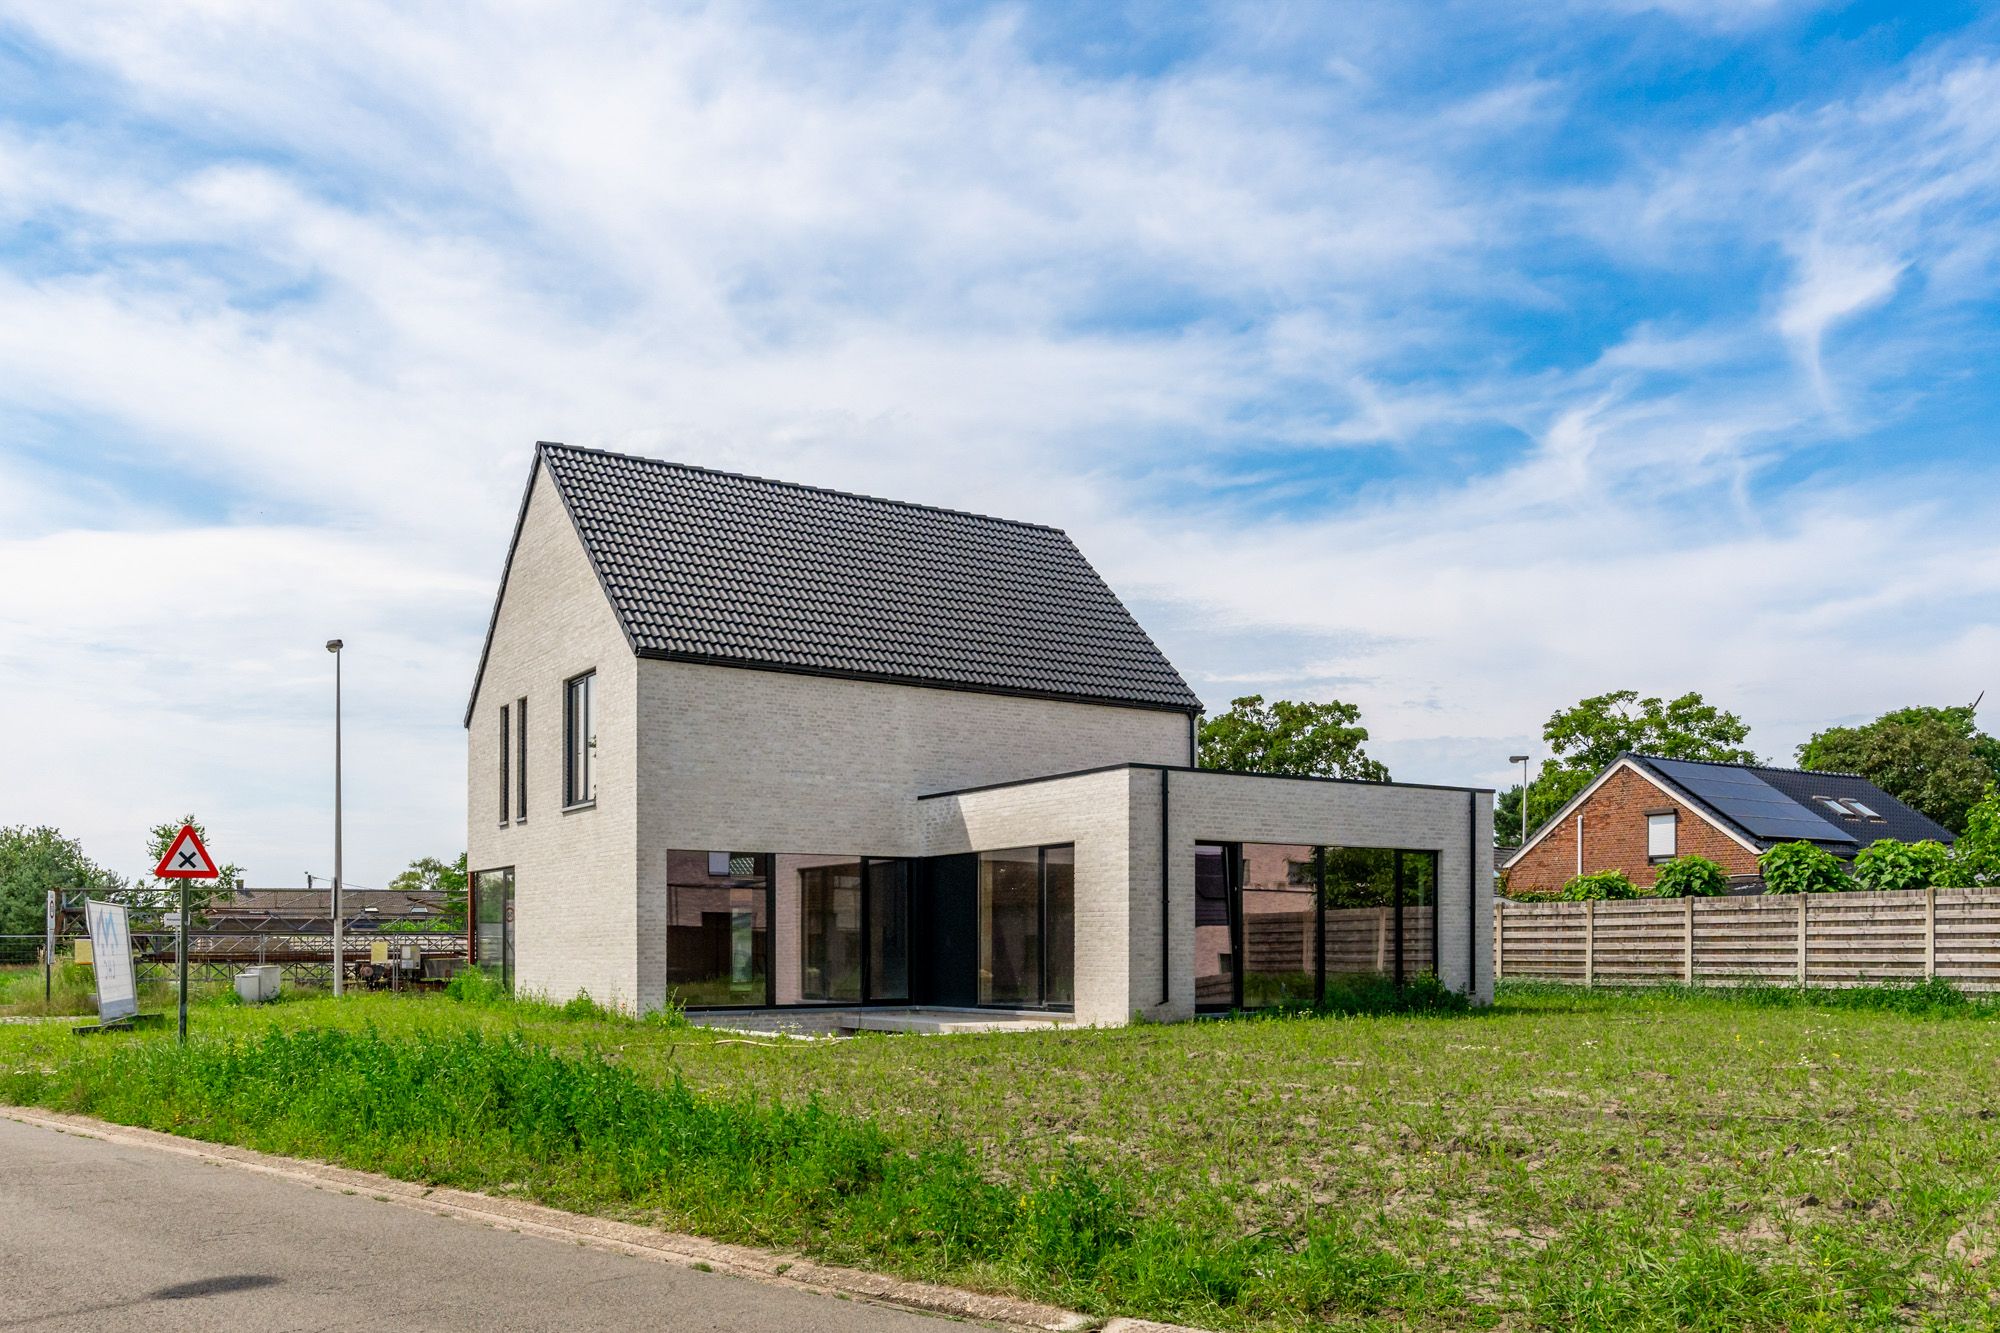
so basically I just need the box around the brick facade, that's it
[1504,763,1759,895]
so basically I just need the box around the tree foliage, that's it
[390,853,468,930]
[1197,695,1389,782]
[1941,783,2000,887]
[1650,855,1729,898]
[1499,690,1756,845]
[1759,841,1849,894]
[142,815,241,922]
[0,826,125,936]
[1797,705,2000,834]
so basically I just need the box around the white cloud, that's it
[0,2,1996,878]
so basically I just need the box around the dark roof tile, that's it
[536,443,1200,712]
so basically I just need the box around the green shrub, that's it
[1560,870,1639,900]
[1850,838,1954,893]
[1758,841,1848,894]
[444,966,510,1005]
[1649,855,1728,898]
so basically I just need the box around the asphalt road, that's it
[0,1115,958,1331]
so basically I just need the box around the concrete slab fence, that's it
[1494,887,2000,992]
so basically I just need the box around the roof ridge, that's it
[536,440,1069,536]
[1628,751,1865,781]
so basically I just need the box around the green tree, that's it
[1944,783,2000,887]
[1796,704,2000,834]
[0,826,125,936]
[1499,690,1757,845]
[1197,695,1389,781]
[142,815,241,924]
[390,853,468,931]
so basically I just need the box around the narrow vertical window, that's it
[565,671,596,806]
[498,704,510,826]
[515,696,529,821]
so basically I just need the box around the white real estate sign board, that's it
[84,899,138,1024]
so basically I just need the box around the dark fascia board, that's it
[919,762,1494,802]
[636,648,1202,718]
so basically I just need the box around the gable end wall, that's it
[1506,766,1760,894]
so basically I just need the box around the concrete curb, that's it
[2,1107,1208,1333]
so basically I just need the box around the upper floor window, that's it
[565,671,596,807]
[1646,811,1677,861]
[498,704,511,826]
[516,696,529,822]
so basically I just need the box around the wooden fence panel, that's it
[1497,887,2000,992]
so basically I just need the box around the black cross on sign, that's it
[177,851,198,868]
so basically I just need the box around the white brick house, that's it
[467,443,1493,1025]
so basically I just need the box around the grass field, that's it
[3,982,1997,1330]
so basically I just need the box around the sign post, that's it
[45,889,56,1005]
[154,823,220,1044]
[83,898,138,1026]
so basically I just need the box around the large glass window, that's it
[1196,843,1443,1010]
[471,866,514,991]
[666,850,768,1007]
[798,859,863,1002]
[866,858,911,1003]
[978,845,1073,1008]
[564,671,596,807]
[1240,842,1318,1009]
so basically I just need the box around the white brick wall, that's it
[466,466,639,1010]
[633,661,1188,1011]
[922,767,1495,1024]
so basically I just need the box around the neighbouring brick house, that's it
[1501,752,1954,895]
[465,442,1493,1026]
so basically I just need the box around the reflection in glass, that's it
[866,859,910,1002]
[1240,843,1317,1009]
[472,867,514,991]
[1043,846,1075,1006]
[979,848,1040,1005]
[799,860,863,1002]
[666,850,768,1006]
[1194,844,1233,1010]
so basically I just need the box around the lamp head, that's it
[325,639,343,653]
[1509,754,1530,765]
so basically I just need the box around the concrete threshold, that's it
[689,1005,1073,1037]
[0,1106,1202,1333]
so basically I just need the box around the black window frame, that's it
[516,695,529,823]
[563,670,596,810]
[975,843,1075,1011]
[497,704,510,827]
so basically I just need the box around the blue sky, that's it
[1,1,1997,886]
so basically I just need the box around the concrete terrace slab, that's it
[687,1006,1072,1037]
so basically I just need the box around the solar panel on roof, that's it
[1647,758,1857,844]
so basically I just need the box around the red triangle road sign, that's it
[155,824,220,879]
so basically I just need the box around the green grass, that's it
[3,981,1999,1329]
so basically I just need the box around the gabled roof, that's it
[467,443,1201,721]
[1500,750,1954,870]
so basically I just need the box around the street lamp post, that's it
[327,639,344,997]
[1509,754,1531,848]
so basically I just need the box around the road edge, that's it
[1,1106,1204,1333]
